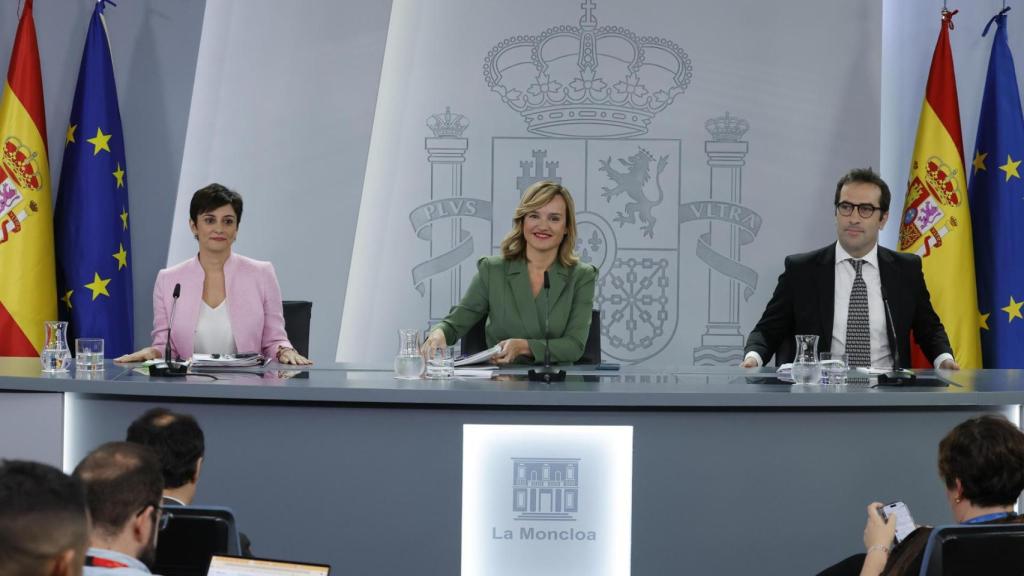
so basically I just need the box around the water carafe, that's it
[394,328,425,379]
[40,320,71,373]
[791,334,821,384]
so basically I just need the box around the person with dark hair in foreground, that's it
[126,407,205,507]
[818,415,1024,576]
[74,442,165,575]
[126,407,255,556]
[741,167,956,370]
[0,460,90,576]
[115,183,310,365]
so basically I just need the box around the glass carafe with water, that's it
[791,334,821,384]
[40,320,71,373]
[394,328,425,379]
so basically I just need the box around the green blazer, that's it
[434,255,598,364]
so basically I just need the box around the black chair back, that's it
[460,309,601,364]
[282,300,312,357]
[154,506,241,576]
[920,523,1024,576]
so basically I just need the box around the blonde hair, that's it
[499,181,579,267]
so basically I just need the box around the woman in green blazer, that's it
[422,181,597,364]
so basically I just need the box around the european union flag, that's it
[54,1,133,357]
[970,9,1024,368]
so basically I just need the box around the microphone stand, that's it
[528,271,566,383]
[876,284,916,385]
[150,283,189,377]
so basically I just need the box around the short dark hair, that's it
[0,460,89,576]
[73,442,163,537]
[938,415,1024,507]
[126,407,205,489]
[834,167,891,215]
[189,183,243,224]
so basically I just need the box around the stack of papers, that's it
[191,353,266,368]
[455,344,504,367]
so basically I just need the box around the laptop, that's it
[206,554,330,576]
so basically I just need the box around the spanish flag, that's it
[0,0,56,356]
[897,9,982,368]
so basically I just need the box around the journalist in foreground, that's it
[740,168,956,370]
[115,184,310,365]
[818,414,1024,576]
[422,181,597,364]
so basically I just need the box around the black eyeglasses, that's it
[835,201,882,218]
[137,503,173,531]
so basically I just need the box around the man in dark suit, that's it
[741,168,958,369]
[126,407,253,556]
[126,408,204,508]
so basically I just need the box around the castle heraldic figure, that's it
[740,168,958,370]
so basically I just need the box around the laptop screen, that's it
[207,555,330,576]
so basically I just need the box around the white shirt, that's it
[193,298,237,355]
[745,243,954,368]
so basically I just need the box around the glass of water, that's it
[819,352,847,386]
[426,346,455,379]
[75,338,104,372]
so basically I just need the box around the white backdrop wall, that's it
[338,0,882,366]
[170,0,392,363]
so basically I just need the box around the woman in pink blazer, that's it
[115,184,311,365]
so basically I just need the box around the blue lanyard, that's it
[964,512,1014,524]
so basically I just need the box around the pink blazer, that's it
[150,253,293,360]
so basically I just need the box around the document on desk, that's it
[454,368,498,378]
[455,344,504,367]
[191,353,266,368]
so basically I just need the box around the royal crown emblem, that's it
[1,137,42,191]
[483,0,692,138]
[427,106,470,138]
[705,112,749,142]
[923,157,961,206]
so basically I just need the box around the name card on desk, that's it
[462,424,633,576]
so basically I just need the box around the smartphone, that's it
[878,501,916,543]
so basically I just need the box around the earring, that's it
[955,497,962,504]
[194,234,198,240]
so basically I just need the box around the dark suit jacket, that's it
[744,243,952,366]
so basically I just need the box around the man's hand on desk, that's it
[739,357,759,368]
[939,358,960,370]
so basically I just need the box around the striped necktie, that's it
[845,259,871,368]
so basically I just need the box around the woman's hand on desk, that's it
[492,339,531,365]
[421,329,448,357]
[277,347,312,365]
[113,347,161,364]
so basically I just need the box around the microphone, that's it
[166,283,181,362]
[877,283,916,385]
[543,271,552,368]
[150,283,189,377]
[528,270,566,383]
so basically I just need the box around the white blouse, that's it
[193,298,237,355]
